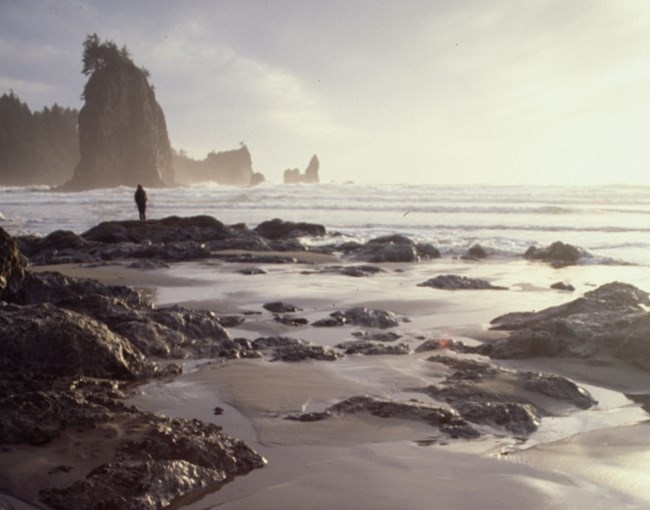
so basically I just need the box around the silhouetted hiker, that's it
[134,184,147,221]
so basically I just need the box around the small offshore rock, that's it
[254,218,326,239]
[461,244,489,260]
[524,241,591,266]
[418,274,507,290]
[263,302,303,313]
[550,281,575,291]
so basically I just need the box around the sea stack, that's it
[174,145,266,186]
[283,154,320,184]
[63,35,173,190]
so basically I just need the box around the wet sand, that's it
[19,255,650,508]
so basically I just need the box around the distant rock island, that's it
[174,145,265,187]
[62,35,174,191]
[284,155,320,184]
[0,35,323,189]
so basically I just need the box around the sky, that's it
[1,0,650,185]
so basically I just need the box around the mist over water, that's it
[2,182,650,265]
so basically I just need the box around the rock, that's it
[288,396,479,439]
[14,270,143,306]
[0,302,162,380]
[263,302,303,313]
[617,314,650,370]
[254,218,326,239]
[415,338,472,353]
[0,227,25,301]
[302,264,384,277]
[463,244,488,260]
[238,267,266,275]
[417,274,507,290]
[335,340,411,355]
[283,155,320,184]
[351,331,401,342]
[252,336,342,362]
[174,145,264,187]
[13,271,252,360]
[273,315,309,327]
[349,234,440,263]
[452,400,540,436]
[488,282,650,365]
[27,386,265,509]
[426,356,500,380]
[63,37,173,190]
[82,216,232,244]
[521,372,596,409]
[16,230,89,261]
[271,345,342,362]
[313,307,401,329]
[551,281,575,291]
[414,355,596,435]
[524,241,591,267]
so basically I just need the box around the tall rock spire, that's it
[63,35,173,190]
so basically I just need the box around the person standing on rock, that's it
[134,184,147,221]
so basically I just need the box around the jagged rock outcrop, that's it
[63,38,173,190]
[0,226,266,508]
[283,154,320,184]
[487,282,650,369]
[174,145,265,187]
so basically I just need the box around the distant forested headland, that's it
[0,92,79,186]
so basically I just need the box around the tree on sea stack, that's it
[62,34,174,190]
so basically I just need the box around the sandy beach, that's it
[23,251,649,509]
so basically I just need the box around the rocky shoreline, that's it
[1,216,649,508]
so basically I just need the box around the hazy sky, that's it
[2,0,650,185]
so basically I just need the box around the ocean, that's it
[2,182,650,265]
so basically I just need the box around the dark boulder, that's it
[0,227,25,301]
[418,274,507,290]
[524,241,591,266]
[13,270,143,306]
[252,336,341,362]
[351,331,401,342]
[463,244,488,260]
[313,307,401,329]
[82,215,232,244]
[30,390,265,510]
[0,302,161,380]
[551,281,575,291]
[350,234,440,263]
[263,302,303,313]
[254,218,326,239]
